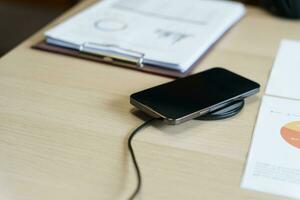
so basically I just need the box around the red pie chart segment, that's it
[280,121,300,149]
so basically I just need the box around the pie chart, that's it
[280,121,300,149]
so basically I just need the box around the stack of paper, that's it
[242,40,300,199]
[45,0,245,72]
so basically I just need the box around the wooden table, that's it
[0,1,299,199]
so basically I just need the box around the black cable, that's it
[127,100,244,199]
[127,118,155,200]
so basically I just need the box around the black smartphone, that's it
[130,68,260,125]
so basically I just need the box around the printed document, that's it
[242,40,300,199]
[45,0,245,72]
[266,40,300,100]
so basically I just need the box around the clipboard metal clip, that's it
[79,42,145,68]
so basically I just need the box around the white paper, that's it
[242,96,300,199]
[243,39,300,198]
[266,40,300,100]
[45,0,245,72]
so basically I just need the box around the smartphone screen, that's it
[130,68,260,124]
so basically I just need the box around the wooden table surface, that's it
[0,1,300,199]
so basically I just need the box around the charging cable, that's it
[127,118,155,200]
[127,100,244,199]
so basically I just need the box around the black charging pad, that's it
[195,99,245,121]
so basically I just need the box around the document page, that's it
[266,40,300,100]
[46,0,245,71]
[242,96,300,199]
[242,39,300,198]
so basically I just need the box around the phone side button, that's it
[200,109,210,116]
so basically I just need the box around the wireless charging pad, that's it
[195,99,245,121]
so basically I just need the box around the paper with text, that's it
[242,39,300,199]
[45,0,245,72]
[242,96,300,199]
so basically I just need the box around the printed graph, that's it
[281,121,300,148]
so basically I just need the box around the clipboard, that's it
[32,41,197,78]
[32,0,246,78]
